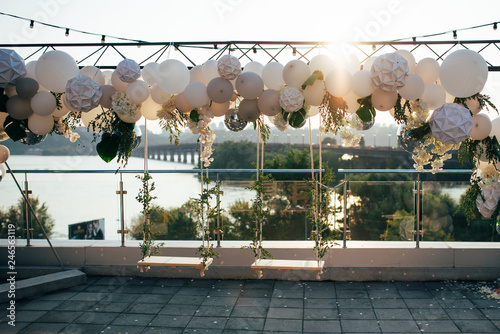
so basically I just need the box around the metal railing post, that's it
[343,174,349,249]
[216,172,221,248]
[23,173,32,246]
[415,173,421,248]
[116,172,128,247]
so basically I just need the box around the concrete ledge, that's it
[0,269,86,303]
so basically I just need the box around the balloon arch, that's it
[0,40,499,223]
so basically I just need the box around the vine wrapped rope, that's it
[143,119,150,257]
[256,125,262,261]
[308,119,320,263]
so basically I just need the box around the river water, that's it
[0,155,254,240]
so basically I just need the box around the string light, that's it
[494,23,498,31]
[101,35,105,43]
[292,47,297,56]
[372,44,376,51]
[453,30,457,39]
[29,20,34,29]
[65,28,69,37]
[253,47,257,54]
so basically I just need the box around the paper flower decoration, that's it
[429,103,473,144]
[0,48,26,88]
[116,59,141,83]
[65,75,102,113]
[279,87,304,113]
[217,55,241,80]
[371,53,409,92]
[476,187,500,218]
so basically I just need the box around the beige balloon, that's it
[210,101,230,117]
[469,113,492,140]
[140,96,160,121]
[175,92,193,113]
[28,113,54,135]
[111,70,128,93]
[257,89,281,116]
[371,89,398,111]
[238,99,260,122]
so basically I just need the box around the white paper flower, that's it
[371,53,409,92]
[217,55,241,80]
[116,59,141,83]
[476,186,500,218]
[429,103,473,144]
[279,87,304,112]
[0,48,26,88]
[65,75,102,113]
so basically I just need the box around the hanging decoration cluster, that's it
[0,47,498,219]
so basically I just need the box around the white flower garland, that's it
[187,107,216,167]
[111,92,140,121]
[55,117,80,143]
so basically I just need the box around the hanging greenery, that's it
[319,92,347,134]
[157,96,188,145]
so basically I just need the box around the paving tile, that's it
[235,297,270,307]
[18,322,67,333]
[303,320,341,333]
[394,282,427,290]
[370,298,407,309]
[305,289,336,299]
[0,321,29,334]
[445,308,487,319]
[83,285,119,293]
[16,300,62,311]
[201,296,238,307]
[481,308,500,320]
[416,320,461,332]
[149,314,191,327]
[267,307,303,319]
[74,311,120,325]
[272,289,304,299]
[153,278,187,287]
[274,281,304,290]
[437,298,476,308]
[454,319,500,333]
[37,291,78,301]
[59,323,107,334]
[13,310,46,322]
[304,308,339,320]
[186,316,228,329]
[124,302,164,314]
[100,325,144,333]
[471,298,500,308]
[208,288,241,297]
[123,277,157,286]
[94,276,130,286]
[403,298,441,308]
[240,288,272,298]
[367,289,402,299]
[176,287,211,296]
[91,301,132,313]
[183,330,222,334]
[378,320,420,333]
[264,318,302,332]
[374,308,413,320]
[111,313,155,326]
[148,286,180,295]
[101,293,140,303]
[410,308,450,320]
[168,294,206,305]
[69,292,107,302]
[335,282,366,290]
[195,306,232,317]
[134,294,172,304]
[37,310,83,323]
[114,286,150,294]
[365,282,397,290]
[397,289,434,298]
[336,289,369,299]
[141,327,183,334]
[340,319,381,332]
[159,304,198,316]
[304,298,337,309]
[225,317,265,330]
[185,279,217,288]
[213,280,245,289]
[270,297,303,308]
[336,298,371,309]
[230,306,267,318]
[243,280,274,289]
[223,330,262,334]
[339,308,376,320]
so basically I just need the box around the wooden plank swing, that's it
[137,120,213,277]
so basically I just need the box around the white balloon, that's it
[344,91,361,114]
[422,84,446,110]
[31,91,56,116]
[102,70,113,85]
[490,117,500,139]
[79,66,105,86]
[35,50,78,93]
[0,145,10,163]
[100,85,116,109]
[150,84,171,104]
[28,113,54,135]
[469,113,492,140]
[257,89,281,116]
[439,49,488,98]
[125,80,150,104]
[303,80,325,106]
[262,62,285,90]
[190,65,208,84]
[210,101,230,117]
[309,55,334,75]
[142,62,159,86]
[111,71,128,93]
[395,49,416,73]
[334,53,360,73]
[156,59,190,94]
[398,74,425,101]
[81,107,102,128]
[363,56,377,71]
[351,70,374,97]
[201,60,219,82]
[283,60,310,89]
[140,96,160,120]
[243,61,264,76]
[325,68,352,98]
[25,61,38,80]
[414,58,440,86]
[307,105,320,117]
[116,107,142,123]
[183,81,209,108]
[235,72,264,100]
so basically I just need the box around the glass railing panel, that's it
[346,180,416,241]
[421,181,500,242]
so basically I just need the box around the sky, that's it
[0,0,499,131]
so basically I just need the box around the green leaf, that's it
[288,108,307,129]
[356,104,374,123]
[3,116,27,141]
[189,109,199,123]
[96,132,119,163]
[301,70,324,90]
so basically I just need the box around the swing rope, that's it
[256,125,262,261]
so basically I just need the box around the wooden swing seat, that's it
[137,256,213,277]
[251,259,325,279]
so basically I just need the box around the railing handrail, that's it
[8,168,325,174]
[338,169,473,174]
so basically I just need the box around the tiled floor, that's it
[1,277,499,333]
